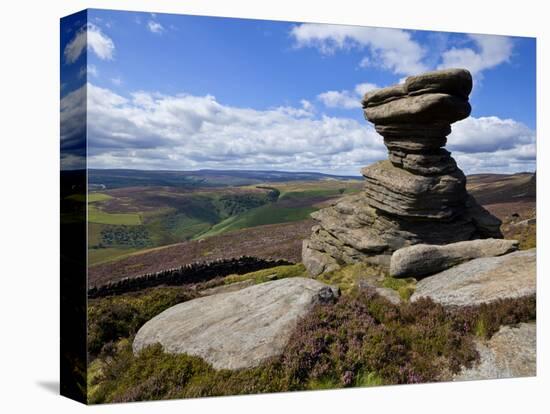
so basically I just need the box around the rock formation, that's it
[133,277,339,370]
[453,322,536,381]
[303,69,502,276]
[390,238,518,278]
[410,248,535,307]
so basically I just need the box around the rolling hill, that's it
[89,168,360,189]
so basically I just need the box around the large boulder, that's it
[410,249,535,306]
[454,322,536,381]
[133,277,339,370]
[390,238,519,278]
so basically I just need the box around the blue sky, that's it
[60,9,536,174]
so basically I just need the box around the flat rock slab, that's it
[390,238,519,278]
[410,249,535,306]
[133,277,339,370]
[199,279,255,296]
[454,322,536,381]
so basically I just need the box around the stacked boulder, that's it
[303,69,502,276]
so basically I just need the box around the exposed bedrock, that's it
[303,69,503,276]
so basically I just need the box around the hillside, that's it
[89,168,360,189]
[467,172,535,205]
[88,219,314,287]
[87,171,536,285]
[87,179,362,266]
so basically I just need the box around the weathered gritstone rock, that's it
[362,160,467,219]
[133,277,339,370]
[303,69,503,276]
[454,322,536,381]
[410,249,535,306]
[390,238,519,278]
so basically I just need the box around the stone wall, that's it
[88,256,292,298]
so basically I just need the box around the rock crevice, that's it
[303,69,502,276]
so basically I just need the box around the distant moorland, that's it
[84,169,535,285]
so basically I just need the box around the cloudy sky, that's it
[60,9,536,175]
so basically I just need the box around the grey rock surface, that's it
[374,287,402,305]
[303,68,502,276]
[410,249,535,306]
[364,92,471,124]
[199,279,255,296]
[133,277,339,370]
[454,322,536,381]
[390,238,519,278]
[361,160,467,219]
[302,239,341,276]
[357,279,402,305]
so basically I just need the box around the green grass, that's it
[224,264,306,285]
[354,371,384,387]
[315,263,416,300]
[88,204,142,225]
[88,193,113,202]
[317,263,387,294]
[197,204,316,239]
[85,181,362,265]
[382,277,417,300]
[88,223,104,246]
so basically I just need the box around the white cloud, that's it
[58,83,535,175]
[290,23,428,76]
[147,20,164,34]
[449,116,534,153]
[111,77,122,86]
[78,64,98,79]
[318,90,359,109]
[449,116,535,173]
[438,34,513,76]
[300,99,314,112]
[354,82,379,96]
[81,83,386,174]
[318,82,378,109]
[291,24,514,80]
[64,23,114,64]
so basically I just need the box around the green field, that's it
[88,193,113,202]
[88,204,142,225]
[87,181,362,266]
[197,204,316,238]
